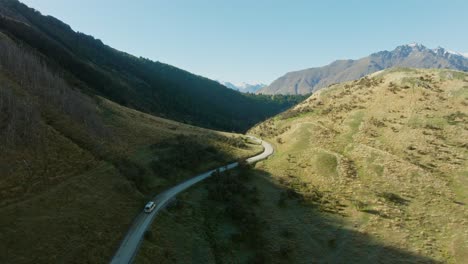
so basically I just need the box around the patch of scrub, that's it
[452,170,468,204]
[450,86,468,98]
[287,122,315,153]
[315,151,338,178]
[339,111,364,149]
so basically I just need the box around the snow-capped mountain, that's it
[259,43,468,95]
[431,46,467,58]
[219,81,267,93]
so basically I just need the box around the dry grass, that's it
[247,68,468,263]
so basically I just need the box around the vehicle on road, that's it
[144,201,156,213]
[111,137,273,264]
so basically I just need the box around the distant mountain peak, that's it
[398,43,467,59]
[431,46,467,58]
[218,80,266,93]
[395,42,428,53]
[406,42,424,48]
[446,49,465,57]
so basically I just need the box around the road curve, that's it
[110,136,273,264]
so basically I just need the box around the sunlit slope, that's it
[249,68,468,263]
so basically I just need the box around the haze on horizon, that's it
[20,0,468,84]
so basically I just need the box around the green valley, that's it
[1,1,467,263]
[0,30,262,263]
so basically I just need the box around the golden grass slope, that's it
[249,68,468,263]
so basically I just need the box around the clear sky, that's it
[20,0,468,84]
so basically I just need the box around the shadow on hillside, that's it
[0,134,258,264]
[136,165,442,264]
[242,168,442,264]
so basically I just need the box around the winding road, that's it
[110,136,273,264]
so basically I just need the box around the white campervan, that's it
[144,201,156,213]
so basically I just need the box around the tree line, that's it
[0,33,106,149]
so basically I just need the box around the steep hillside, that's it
[249,68,468,262]
[140,68,467,263]
[0,32,262,263]
[259,43,468,95]
[0,0,304,132]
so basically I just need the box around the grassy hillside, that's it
[138,68,467,263]
[0,0,306,132]
[0,32,262,264]
[250,68,468,263]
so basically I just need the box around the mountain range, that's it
[219,81,266,93]
[258,43,468,95]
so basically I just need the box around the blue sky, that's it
[21,0,468,84]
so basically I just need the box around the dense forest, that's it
[0,0,306,132]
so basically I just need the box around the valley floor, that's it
[0,94,262,264]
[136,68,468,264]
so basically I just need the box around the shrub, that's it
[279,244,293,258]
[114,158,146,190]
[149,136,228,179]
[144,230,153,241]
[378,192,409,206]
